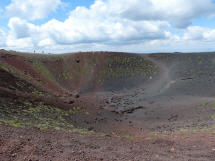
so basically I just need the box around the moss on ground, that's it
[62,71,73,80]
[200,102,209,107]
[32,61,56,83]
[0,63,10,72]
[0,100,90,133]
[0,61,46,92]
[103,55,157,80]
[211,115,215,120]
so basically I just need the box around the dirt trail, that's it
[142,54,171,98]
[106,55,175,113]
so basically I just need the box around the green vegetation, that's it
[0,52,158,134]
[55,53,158,89]
[0,100,90,132]
[212,58,215,64]
[174,124,215,134]
[0,60,43,91]
[123,135,133,140]
[0,62,49,97]
[0,63,10,72]
[184,135,190,139]
[32,61,55,83]
[104,55,157,79]
[76,54,158,89]
[211,115,215,120]
[63,71,73,80]
[199,116,204,122]
[200,102,208,107]
[145,137,153,141]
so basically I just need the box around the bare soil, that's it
[1,124,215,161]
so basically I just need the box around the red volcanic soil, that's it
[0,53,64,94]
[1,124,215,161]
[1,49,215,160]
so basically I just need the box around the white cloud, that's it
[7,12,170,49]
[119,0,215,28]
[7,17,48,49]
[8,17,32,39]
[6,0,62,20]
[107,0,215,28]
[184,26,215,41]
[4,0,215,53]
[43,16,169,45]
[6,35,33,49]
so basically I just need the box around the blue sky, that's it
[0,0,215,53]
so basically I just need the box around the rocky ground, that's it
[1,124,215,161]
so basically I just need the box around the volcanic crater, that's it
[1,50,215,160]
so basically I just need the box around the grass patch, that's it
[145,137,153,141]
[184,135,190,139]
[0,63,10,72]
[0,100,90,133]
[212,58,215,64]
[211,115,215,120]
[211,131,215,135]
[32,61,55,83]
[63,71,73,80]
[123,135,133,140]
[200,102,209,107]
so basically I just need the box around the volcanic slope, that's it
[2,50,215,160]
[0,50,158,133]
[112,52,215,131]
[1,50,215,133]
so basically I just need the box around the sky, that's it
[0,0,215,53]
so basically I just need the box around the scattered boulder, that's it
[88,126,94,131]
[75,58,80,63]
[72,91,80,99]
[68,100,74,104]
[75,94,79,98]
[8,86,16,90]
[168,114,178,121]
[121,106,145,114]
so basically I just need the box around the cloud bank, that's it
[6,0,62,20]
[1,0,215,53]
